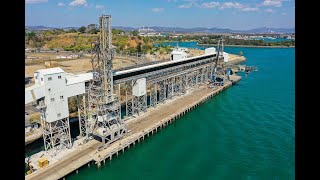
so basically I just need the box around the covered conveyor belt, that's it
[113,53,215,82]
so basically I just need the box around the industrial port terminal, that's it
[25,15,251,179]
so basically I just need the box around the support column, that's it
[41,117,72,156]
[118,84,121,120]
[158,80,166,103]
[125,81,133,117]
[150,83,157,107]
[181,74,186,94]
[167,77,173,99]
[77,94,88,138]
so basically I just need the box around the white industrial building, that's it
[25,67,92,154]
[170,50,188,61]
[223,52,229,62]
[204,47,229,62]
[138,27,162,37]
[204,47,216,55]
[133,78,146,96]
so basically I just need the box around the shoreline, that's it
[197,43,295,48]
[153,41,295,48]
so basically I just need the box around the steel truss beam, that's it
[149,83,158,107]
[120,63,214,121]
[133,94,147,115]
[125,80,133,117]
[41,116,72,156]
[158,80,166,103]
[166,77,174,99]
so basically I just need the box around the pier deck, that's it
[26,75,241,180]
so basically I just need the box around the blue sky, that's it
[25,0,295,30]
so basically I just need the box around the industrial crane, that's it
[212,37,227,85]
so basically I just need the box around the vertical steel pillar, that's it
[150,82,158,107]
[125,80,133,117]
[77,95,88,138]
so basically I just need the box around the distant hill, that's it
[25,26,80,31]
[25,25,295,34]
[25,26,56,30]
[245,27,295,33]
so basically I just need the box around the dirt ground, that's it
[25,56,148,78]
[25,50,245,80]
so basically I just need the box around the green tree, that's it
[132,30,139,36]
[87,24,98,34]
[128,47,136,53]
[67,29,77,33]
[78,26,86,33]
[25,31,36,44]
[54,29,65,35]
[112,29,125,35]
[43,30,54,36]
[137,42,142,53]
[33,36,44,49]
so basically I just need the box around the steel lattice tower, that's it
[86,15,127,145]
[213,37,227,81]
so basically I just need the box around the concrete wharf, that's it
[25,75,241,180]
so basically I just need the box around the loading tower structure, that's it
[213,37,227,81]
[85,15,127,145]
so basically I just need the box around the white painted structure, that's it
[133,78,147,96]
[25,67,93,153]
[205,47,216,55]
[223,52,229,62]
[56,54,79,59]
[170,50,188,61]
[25,84,45,105]
[138,27,163,37]
[175,47,188,52]
[25,67,93,122]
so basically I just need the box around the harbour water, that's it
[66,43,295,179]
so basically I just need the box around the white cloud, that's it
[152,8,164,12]
[242,7,259,12]
[265,8,274,13]
[281,12,287,15]
[26,0,47,4]
[178,4,193,8]
[57,2,65,7]
[96,5,104,9]
[262,0,283,7]
[69,0,87,7]
[180,1,259,13]
[221,2,245,9]
[201,2,220,8]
